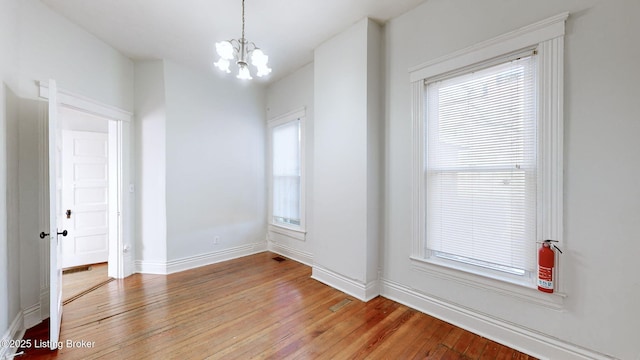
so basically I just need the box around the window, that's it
[410,13,566,297]
[269,109,305,231]
[426,54,537,276]
[272,120,301,226]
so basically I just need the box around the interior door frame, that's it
[47,80,62,349]
[38,81,133,280]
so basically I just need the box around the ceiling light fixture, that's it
[214,0,271,80]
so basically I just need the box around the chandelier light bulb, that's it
[237,64,253,80]
[215,41,235,60]
[214,58,231,73]
[255,64,272,77]
[251,49,267,65]
[251,49,272,77]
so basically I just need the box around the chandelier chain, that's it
[241,0,246,41]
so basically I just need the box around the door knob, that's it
[39,230,68,239]
[66,209,72,219]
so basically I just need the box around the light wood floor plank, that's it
[19,252,535,359]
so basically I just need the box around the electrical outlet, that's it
[213,236,220,245]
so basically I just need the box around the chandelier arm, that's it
[229,39,241,53]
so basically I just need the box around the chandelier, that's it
[214,0,271,80]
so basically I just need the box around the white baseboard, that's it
[381,279,615,360]
[134,260,167,275]
[167,242,267,274]
[136,242,268,275]
[22,303,41,330]
[39,287,49,321]
[0,311,25,360]
[311,265,379,302]
[268,241,313,267]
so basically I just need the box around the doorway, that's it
[58,107,112,302]
[38,80,133,342]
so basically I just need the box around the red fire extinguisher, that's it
[538,240,562,293]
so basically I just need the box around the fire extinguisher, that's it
[538,240,562,293]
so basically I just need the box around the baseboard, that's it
[311,265,379,302]
[38,287,49,321]
[0,311,25,360]
[380,279,615,360]
[22,303,41,330]
[167,242,268,274]
[268,241,313,267]
[136,242,268,275]
[134,260,167,275]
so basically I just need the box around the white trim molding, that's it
[0,312,25,360]
[37,81,133,122]
[38,287,49,323]
[135,242,268,275]
[22,303,42,330]
[311,265,379,302]
[381,279,615,360]
[267,107,306,128]
[268,240,313,267]
[134,261,167,275]
[410,257,565,309]
[409,12,569,82]
[268,224,306,242]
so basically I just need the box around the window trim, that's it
[410,13,567,306]
[268,107,306,235]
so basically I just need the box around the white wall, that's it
[5,89,19,327]
[17,0,133,111]
[3,0,135,335]
[313,18,383,300]
[383,0,640,359]
[134,60,267,273]
[17,98,44,328]
[365,21,383,291]
[1,87,20,348]
[134,60,168,270]
[0,0,21,348]
[163,61,267,264]
[265,62,315,264]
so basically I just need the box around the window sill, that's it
[409,256,566,309]
[268,224,306,241]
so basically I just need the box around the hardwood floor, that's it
[62,263,111,304]
[19,252,535,359]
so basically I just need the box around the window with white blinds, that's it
[272,119,301,227]
[425,55,537,275]
[411,14,565,296]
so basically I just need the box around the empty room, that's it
[1,0,639,359]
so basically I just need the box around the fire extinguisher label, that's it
[538,266,553,289]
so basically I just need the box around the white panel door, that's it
[47,80,64,349]
[61,130,109,268]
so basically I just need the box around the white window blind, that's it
[425,55,537,274]
[272,119,301,226]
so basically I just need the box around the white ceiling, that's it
[40,0,427,84]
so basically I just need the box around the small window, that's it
[269,109,305,231]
